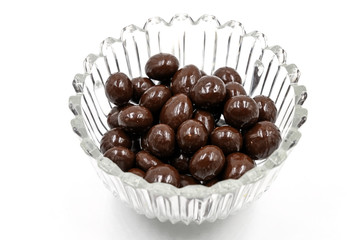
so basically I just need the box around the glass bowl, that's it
[69,14,307,224]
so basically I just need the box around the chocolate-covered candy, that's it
[145,53,179,81]
[118,105,153,135]
[135,150,162,171]
[144,124,175,158]
[193,110,215,135]
[104,146,135,172]
[100,128,132,153]
[144,164,180,187]
[223,95,259,129]
[213,66,242,84]
[170,64,201,96]
[128,168,146,178]
[210,126,242,155]
[190,76,226,109]
[225,82,247,100]
[244,121,282,160]
[131,77,154,102]
[204,178,219,187]
[189,145,226,181]
[139,85,172,113]
[107,103,134,129]
[176,120,208,154]
[169,152,190,173]
[180,175,199,187]
[160,93,193,130]
[105,72,133,106]
[253,95,277,123]
[223,153,254,179]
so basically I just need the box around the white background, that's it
[1,0,359,239]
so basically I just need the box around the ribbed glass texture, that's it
[69,14,307,224]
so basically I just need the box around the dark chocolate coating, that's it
[180,175,199,188]
[107,103,134,129]
[189,145,226,181]
[159,93,193,130]
[169,152,190,173]
[193,110,215,135]
[131,77,154,102]
[176,120,208,154]
[145,53,179,81]
[190,76,226,109]
[144,124,175,158]
[128,168,146,178]
[223,95,259,129]
[243,121,282,160]
[213,67,242,84]
[223,153,254,179]
[118,105,153,135]
[105,72,133,106]
[204,178,219,187]
[170,64,201,96]
[135,150,162,171]
[253,95,277,123]
[100,128,132,153]
[225,82,247,101]
[144,164,180,187]
[210,126,242,155]
[104,146,135,172]
[139,85,172,113]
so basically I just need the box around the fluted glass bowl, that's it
[69,14,307,224]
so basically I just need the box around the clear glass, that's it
[69,14,308,224]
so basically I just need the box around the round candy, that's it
[118,105,153,135]
[223,153,255,180]
[106,103,134,129]
[213,66,242,84]
[193,110,215,135]
[210,126,242,155]
[144,124,175,158]
[190,76,226,109]
[223,95,259,129]
[105,72,133,106]
[225,82,247,100]
[131,77,154,102]
[145,53,179,81]
[100,128,131,153]
[135,150,162,171]
[128,168,146,178]
[139,85,172,113]
[253,95,278,123]
[144,164,180,187]
[176,120,208,154]
[180,175,199,188]
[189,145,226,181]
[170,64,201,96]
[169,152,190,173]
[243,121,282,160]
[104,146,135,172]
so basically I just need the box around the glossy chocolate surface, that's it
[176,120,208,154]
[253,95,277,123]
[225,82,247,100]
[170,64,201,96]
[223,95,259,129]
[159,93,193,130]
[223,153,254,179]
[131,77,154,102]
[107,103,134,129]
[213,67,242,84]
[135,150,162,171]
[193,110,215,135]
[169,152,190,173]
[104,146,135,172]
[190,76,226,109]
[144,124,175,158]
[144,164,180,187]
[210,126,242,155]
[105,72,133,106]
[179,175,199,187]
[139,85,172,113]
[100,128,132,153]
[118,105,153,135]
[145,53,179,81]
[204,178,219,187]
[128,168,146,178]
[243,121,282,160]
[189,145,226,181]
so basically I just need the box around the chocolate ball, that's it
[223,153,255,180]
[100,128,132,153]
[159,93,193,130]
[189,145,226,181]
[104,146,135,172]
[210,126,242,155]
[170,64,201,96]
[128,168,146,178]
[176,120,208,154]
[144,164,180,187]
[253,95,278,123]
[225,82,247,100]
[169,152,190,173]
[213,66,242,84]
[139,85,172,113]
[106,103,134,129]
[193,110,215,135]
[131,77,154,102]
[144,124,175,158]
[105,72,133,106]
[190,76,226,109]
[223,95,259,129]
[118,105,153,135]
[135,150,162,171]
[244,121,282,160]
[180,175,199,188]
[145,53,179,81]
